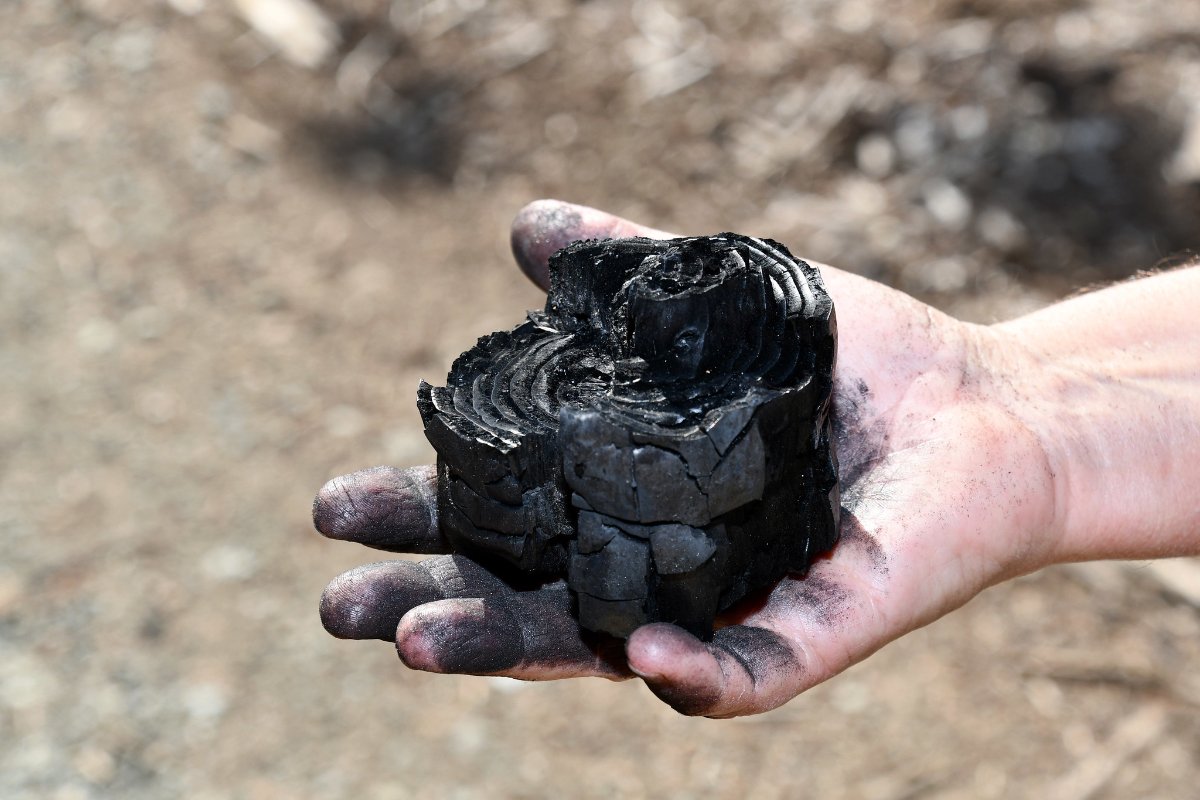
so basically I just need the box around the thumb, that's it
[510,199,677,290]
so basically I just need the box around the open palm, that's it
[316,200,1058,717]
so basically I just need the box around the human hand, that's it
[316,199,1061,717]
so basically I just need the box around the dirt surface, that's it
[3,0,1200,797]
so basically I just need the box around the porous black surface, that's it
[418,234,839,639]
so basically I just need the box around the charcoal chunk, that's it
[650,524,717,575]
[570,532,650,601]
[576,511,619,554]
[575,595,647,639]
[419,234,839,638]
[631,445,707,525]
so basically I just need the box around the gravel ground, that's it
[2,0,1199,798]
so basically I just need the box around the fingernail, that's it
[627,663,661,681]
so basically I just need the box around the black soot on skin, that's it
[838,508,888,578]
[713,625,802,689]
[831,377,890,491]
[320,561,442,641]
[407,598,526,675]
[772,572,855,628]
[642,670,725,717]
[419,234,840,640]
[314,466,446,553]
[510,203,585,286]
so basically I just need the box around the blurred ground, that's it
[2,0,1200,798]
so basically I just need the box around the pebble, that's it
[44,98,92,142]
[977,206,1026,251]
[72,746,115,785]
[109,25,156,73]
[893,110,939,163]
[922,178,973,230]
[232,0,340,69]
[123,305,170,340]
[195,82,233,122]
[200,544,260,582]
[830,678,872,714]
[76,319,120,355]
[0,655,59,711]
[544,112,579,148]
[0,572,21,616]
[181,682,229,722]
[949,105,989,140]
[855,132,896,179]
[167,0,206,15]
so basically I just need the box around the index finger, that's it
[510,199,677,290]
[313,464,450,553]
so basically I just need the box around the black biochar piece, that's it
[418,234,839,639]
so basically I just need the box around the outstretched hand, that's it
[316,199,1060,717]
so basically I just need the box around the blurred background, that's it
[3,0,1200,797]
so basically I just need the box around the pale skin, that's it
[315,199,1200,718]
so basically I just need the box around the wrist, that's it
[959,324,1070,575]
[974,325,1082,567]
[988,313,1200,564]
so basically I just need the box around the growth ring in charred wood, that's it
[418,234,839,639]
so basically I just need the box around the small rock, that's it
[76,318,119,355]
[905,257,970,294]
[167,0,207,15]
[544,113,579,148]
[134,388,180,424]
[1165,111,1200,184]
[830,678,872,714]
[109,25,156,73]
[855,132,895,179]
[0,655,60,711]
[123,305,169,340]
[195,82,233,122]
[922,179,972,230]
[931,18,994,60]
[948,105,989,140]
[73,746,115,785]
[977,206,1026,251]
[181,682,229,722]
[0,571,21,615]
[44,97,92,142]
[893,110,939,163]
[226,114,281,160]
[232,0,340,69]
[201,544,259,582]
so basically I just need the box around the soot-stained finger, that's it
[711,626,803,694]
[396,597,526,674]
[626,624,723,715]
[321,561,440,641]
[396,584,629,679]
[507,586,629,678]
[313,465,448,554]
[510,199,674,289]
[320,554,515,641]
[627,623,804,718]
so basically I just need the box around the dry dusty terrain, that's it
[2,0,1200,798]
